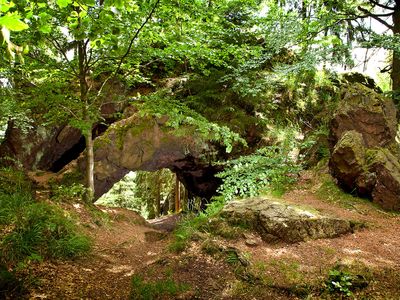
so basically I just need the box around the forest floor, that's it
[25,174,400,299]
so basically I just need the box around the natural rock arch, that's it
[77,113,222,200]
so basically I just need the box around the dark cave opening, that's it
[50,136,86,172]
[49,124,109,173]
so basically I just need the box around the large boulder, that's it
[330,131,366,190]
[370,149,400,210]
[330,83,397,148]
[221,197,353,243]
[329,83,400,210]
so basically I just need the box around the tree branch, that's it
[368,0,395,10]
[357,6,394,29]
[115,0,161,74]
[47,37,79,76]
[91,0,162,106]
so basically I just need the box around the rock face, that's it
[330,83,397,148]
[81,113,221,199]
[0,100,125,171]
[0,123,82,170]
[329,83,400,210]
[221,197,353,243]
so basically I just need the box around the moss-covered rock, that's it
[78,113,220,200]
[330,83,397,148]
[329,83,400,211]
[370,149,400,210]
[221,197,353,243]
[330,131,367,190]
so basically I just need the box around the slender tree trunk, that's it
[78,40,95,201]
[175,174,180,212]
[155,172,161,217]
[84,128,95,200]
[392,2,400,98]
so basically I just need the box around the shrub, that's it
[216,146,301,201]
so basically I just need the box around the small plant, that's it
[169,198,225,253]
[51,183,87,202]
[326,268,354,297]
[130,274,189,300]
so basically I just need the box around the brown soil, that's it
[24,180,400,299]
[28,207,171,299]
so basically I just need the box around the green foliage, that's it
[0,192,91,266]
[139,90,247,153]
[51,183,86,202]
[0,167,91,292]
[216,146,301,201]
[169,198,225,253]
[0,0,29,61]
[130,274,189,300]
[0,167,30,195]
[326,268,354,297]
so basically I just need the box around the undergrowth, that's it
[216,146,301,201]
[169,197,226,253]
[0,167,91,296]
[316,175,372,209]
[130,274,189,300]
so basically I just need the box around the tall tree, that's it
[9,0,162,200]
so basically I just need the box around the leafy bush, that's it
[130,275,189,300]
[51,183,87,202]
[216,146,301,201]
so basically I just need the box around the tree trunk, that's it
[175,174,180,212]
[78,39,95,201]
[155,172,161,217]
[392,1,400,99]
[84,129,95,201]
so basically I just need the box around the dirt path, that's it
[29,207,174,299]
[26,185,400,299]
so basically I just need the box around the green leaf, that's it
[0,14,28,31]
[56,0,72,8]
[39,24,52,34]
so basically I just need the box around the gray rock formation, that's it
[221,197,353,243]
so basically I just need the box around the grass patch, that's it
[0,192,91,265]
[130,274,189,300]
[315,175,371,209]
[169,198,225,252]
[0,167,91,297]
[169,196,246,253]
